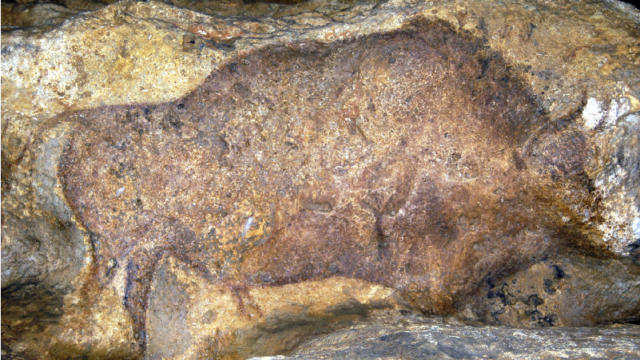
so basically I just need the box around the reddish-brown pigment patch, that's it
[59,19,595,351]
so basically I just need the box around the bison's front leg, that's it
[123,249,161,351]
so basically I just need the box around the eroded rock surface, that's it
[58,18,600,353]
[258,312,640,359]
[460,253,640,328]
[2,0,640,358]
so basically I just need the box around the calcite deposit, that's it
[2,0,640,359]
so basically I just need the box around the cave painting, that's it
[60,19,596,350]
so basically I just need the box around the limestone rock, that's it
[257,313,640,359]
[1,3,81,30]
[2,0,640,358]
[459,253,640,327]
[145,256,396,358]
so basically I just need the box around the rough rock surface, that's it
[2,0,640,359]
[253,312,640,359]
[59,17,589,352]
[459,253,640,328]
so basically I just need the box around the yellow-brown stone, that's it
[2,0,639,358]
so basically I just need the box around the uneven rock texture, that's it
[145,257,396,358]
[2,0,640,359]
[255,312,640,359]
[60,18,584,352]
[460,253,640,328]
